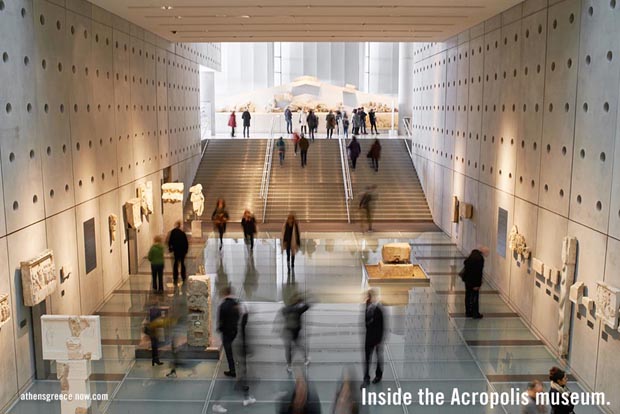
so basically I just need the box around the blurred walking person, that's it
[282,214,301,271]
[166,288,188,378]
[292,131,301,156]
[211,199,229,250]
[242,108,251,138]
[168,221,189,285]
[461,247,488,319]
[299,134,309,168]
[217,286,240,377]
[307,110,318,141]
[148,235,165,293]
[235,301,257,406]
[333,368,359,414]
[228,110,236,137]
[277,136,286,166]
[359,186,375,232]
[347,136,361,170]
[362,289,385,387]
[342,111,349,138]
[241,209,257,252]
[281,293,311,372]
[368,139,381,172]
[145,295,165,366]
[549,367,575,414]
[278,371,321,414]
[522,380,547,414]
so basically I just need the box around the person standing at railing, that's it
[285,107,293,134]
[277,136,286,166]
[342,111,349,138]
[307,110,318,141]
[242,108,251,138]
[347,136,361,170]
[299,108,308,135]
[228,111,237,137]
[326,110,336,139]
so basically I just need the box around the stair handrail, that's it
[338,123,353,223]
[402,116,415,164]
[260,138,275,223]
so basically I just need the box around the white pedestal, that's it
[57,359,92,413]
[192,220,203,239]
[163,202,184,232]
[388,129,398,137]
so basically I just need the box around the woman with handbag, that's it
[281,213,301,271]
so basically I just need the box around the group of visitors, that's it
[227,109,252,138]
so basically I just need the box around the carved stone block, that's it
[0,293,10,328]
[459,202,473,219]
[378,261,416,278]
[381,243,411,263]
[187,312,209,347]
[452,196,459,223]
[595,282,620,329]
[582,297,595,312]
[569,282,585,304]
[508,225,531,260]
[546,266,560,286]
[162,183,184,203]
[124,198,142,229]
[562,237,578,266]
[531,257,544,274]
[108,214,118,243]
[41,315,102,361]
[21,250,57,307]
[138,181,154,216]
[188,275,210,298]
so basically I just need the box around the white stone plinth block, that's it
[531,257,544,274]
[562,237,578,265]
[41,315,102,361]
[162,182,184,203]
[57,359,92,412]
[163,201,184,233]
[192,220,203,239]
[382,243,411,263]
[569,282,584,304]
[21,250,57,307]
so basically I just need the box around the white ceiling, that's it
[88,0,524,42]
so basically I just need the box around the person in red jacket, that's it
[228,110,237,137]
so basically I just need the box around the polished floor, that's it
[7,231,606,414]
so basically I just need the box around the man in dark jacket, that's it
[369,108,378,134]
[347,136,361,169]
[363,289,385,387]
[168,220,189,285]
[462,247,488,319]
[368,139,381,172]
[284,107,293,134]
[307,111,317,141]
[242,108,251,138]
[281,293,310,371]
[359,107,368,134]
[218,286,240,377]
[299,134,310,168]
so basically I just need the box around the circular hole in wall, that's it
[24,56,29,66]
[78,180,83,187]
[577,195,582,204]
[49,189,54,198]
[604,102,610,112]
[533,142,538,150]
[32,195,38,204]
[583,102,588,112]
[580,149,586,158]
[560,189,564,197]
[101,173,105,180]
[551,62,556,71]
[90,176,94,183]
[546,144,551,153]
[62,144,66,153]
[46,146,51,156]
[600,152,606,162]
[588,6,594,16]
[9,153,15,162]
[544,184,549,192]
[569,13,574,23]
[567,58,572,68]
[5,103,12,114]
[612,0,617,9]
[549,103,553,112]
[12,201,18,211]
[519,176,523,183]
[531,180,535,188]
[596,201,602,211]
[562,146,567,155]
[586,55,591,65]
[42,59,47,69]
[64,184,69,192]
[553,19,557,29]
[70,26,75,35]
[607,51,613,61]
[2,52,8,63]
[39,14,45,25]
[565,103,570,112]
[29,150,35,159]
[56,20,61,30]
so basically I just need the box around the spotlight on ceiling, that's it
[160,5,173,10]
[240,15,251,18]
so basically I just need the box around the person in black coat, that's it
[461,247,488,319]
[369,108,378,134]
[167,220,189,285]
[362,289,385,387]
[347,136,361,170]
[241,209,257,251]
[242,108,251,138]
[217,285,240,377]
[548,367,575,414]
[211,199,229,250]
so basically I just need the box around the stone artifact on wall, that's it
[569,282,585,304]
[0,293,10,328]
[531,257,544,274]
[124,198,142,229]
[41,315,102,361]
[21,250,57,307]
[162,183,184,203]
[137,181,154,216]
[108,214,118,243]
[508,225,531,260]
[595,282,620,329]
[558,236,577,358]
[459,202,473,219]
[186,275,211,347]
[452,196,459,223]
[189,184,205,217]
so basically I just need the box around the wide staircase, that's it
[187,139,268,221]
[264,139,348,222]
[348,138,433,222]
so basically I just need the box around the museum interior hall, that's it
[1,0,620,413]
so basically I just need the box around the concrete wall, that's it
[0,0,220,410]
[409,1,620,412]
